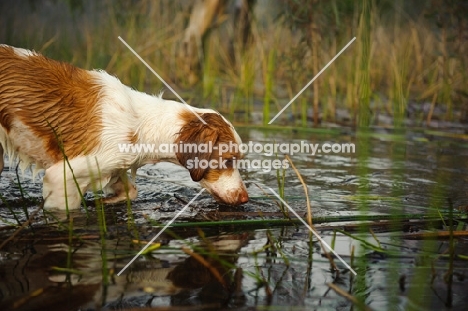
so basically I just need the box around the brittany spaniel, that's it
[0,45,248,209]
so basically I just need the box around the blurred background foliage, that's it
[0,0,467,127]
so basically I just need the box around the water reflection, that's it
[1,127,468,310]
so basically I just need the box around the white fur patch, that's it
[0,44,38,58]
[1,49,248,209]
[1,120,50,178]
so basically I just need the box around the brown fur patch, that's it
[0,46,102,166]
[175,111,239,182]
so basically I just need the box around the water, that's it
[1,126,468,310]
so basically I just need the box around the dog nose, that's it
[238,191,249,204]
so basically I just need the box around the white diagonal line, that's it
[268,37,356,124]
[118,36,206,124]
[267,187,357,276]
[117,189,205,276]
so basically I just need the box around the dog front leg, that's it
[102,171,137,204]
[42,156,109,210]
[42,160,90,210]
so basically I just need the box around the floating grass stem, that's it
[0,193,21,226]
[285,155,312,226]
[275,157,287,217]
[445,198,455,307]
[122,173,139,240]
[65,216,74,284]
[14,163,29,219]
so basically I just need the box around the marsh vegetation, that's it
[1,1,468,310]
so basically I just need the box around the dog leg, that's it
[102,172,137,204]
[42,156,108,210]
[43,162,87,210]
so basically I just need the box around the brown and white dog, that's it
[0,45,248,209]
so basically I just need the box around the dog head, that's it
[175,111,248,205]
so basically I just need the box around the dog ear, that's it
[175,114,218,182]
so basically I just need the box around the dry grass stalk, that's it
[327,282,373,311]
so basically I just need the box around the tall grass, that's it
[357,0,371,128]
[354,1,372,305]
[0,0,466,126]
[262,49,275,125]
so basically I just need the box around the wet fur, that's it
[0,45,248,209]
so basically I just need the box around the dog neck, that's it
[129,91,190,165]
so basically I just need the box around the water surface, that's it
[1,126,467,310]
